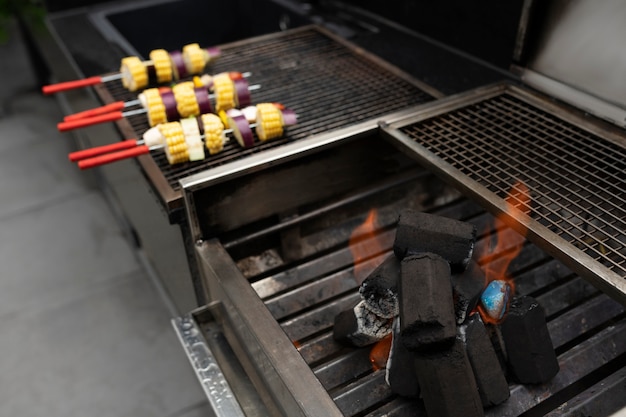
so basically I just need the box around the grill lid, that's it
[382,82,626,304]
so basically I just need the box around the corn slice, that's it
[201,113,226,155]
[255,103,284,141]
[172,82,200,119]
[212,73,236,112]
[159,122,189,165]
[143,88,167,126]
[183,43,207,75]
[149,49,173,84]
[120,56,148,92]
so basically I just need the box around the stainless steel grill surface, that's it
[383,83,626,303]
[98,25,439,212]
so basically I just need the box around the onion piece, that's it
[194,88,213,115]
[169,50,188,79]
[227,109,254,148]
[241,106,257,123]
[234,78,251,108]
[161,90,179,122]
[280,108,298,126]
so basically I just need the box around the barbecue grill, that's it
[24,0,626,415]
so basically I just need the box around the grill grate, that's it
[384,84,626,302]
[101,26,437,199]
[232,195,626,416]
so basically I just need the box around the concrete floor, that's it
[0,19,211,417]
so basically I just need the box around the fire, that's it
[477,181,531,324]
[349,209,384,282]
[369,333,392,371]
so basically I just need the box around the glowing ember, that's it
[369,333,392,371]
[477,181,531,323]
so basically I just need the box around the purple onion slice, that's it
[227,109,254,148]
[280,108,298,127]
[169,50,188,79]
[234,78,251,108]
[161,90,180,122]
[194,88,213,115]
[205,47,221,61]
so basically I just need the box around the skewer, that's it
[63,72,252,122]
[57,76,261,132]
[69,104,298,169]
[42,43,221,94]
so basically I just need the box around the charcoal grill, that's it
[175,137,626,415]
[28,0,626,415]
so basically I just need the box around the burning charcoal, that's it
[452,260,486,324]
[359,254,400,318]
[333,300,392,347]
[399,253,456,352]
[499,296,560,384]
[385,317,420,398]
[460,315,510,407]
[479,280,512,321]
[414,336,484,417]
[393,209,476,272]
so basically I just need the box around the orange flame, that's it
[477,181,531,324]
[349,209,384,283]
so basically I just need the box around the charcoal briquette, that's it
[393,209,476,272]
[499,296,560,384]
[461,314,510,407]
[414,336,484,417]
[385,317,420,398]
[399,253,456,352]
[452,260,486,324]
[333,300,392,347]
[359,254,400,318]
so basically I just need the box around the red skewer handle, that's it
[64,101,126,122]
[77,145,150,169]
[57,111,124,132]
[42,76,103,95]
[68,139,139,162]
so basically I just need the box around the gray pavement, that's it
[0,18,211,417]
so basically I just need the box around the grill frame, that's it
[186,185,626,417]
[381,82,626,304]
[94,24,441,216]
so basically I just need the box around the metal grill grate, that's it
[384,83,626,301]
[100,26,437,202]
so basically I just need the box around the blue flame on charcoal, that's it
[480,280,511,320]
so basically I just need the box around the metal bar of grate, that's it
[227,193,626,416]
[382,83,626,303]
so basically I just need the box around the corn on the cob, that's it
[143,88,167,126]
[201,113,227,155]
[120,56,148,92]
[159,122,189,165]
[183,43,207,75]
[255,103,284,141]
[212,73,236,112]
[180,118,205,161]
[149,49,173,84]
[172,82,200,119]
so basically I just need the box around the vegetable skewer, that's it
[42,43,221,94]
[63,72,252,122]
[57,74,260,131]
[69,104,298,169]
